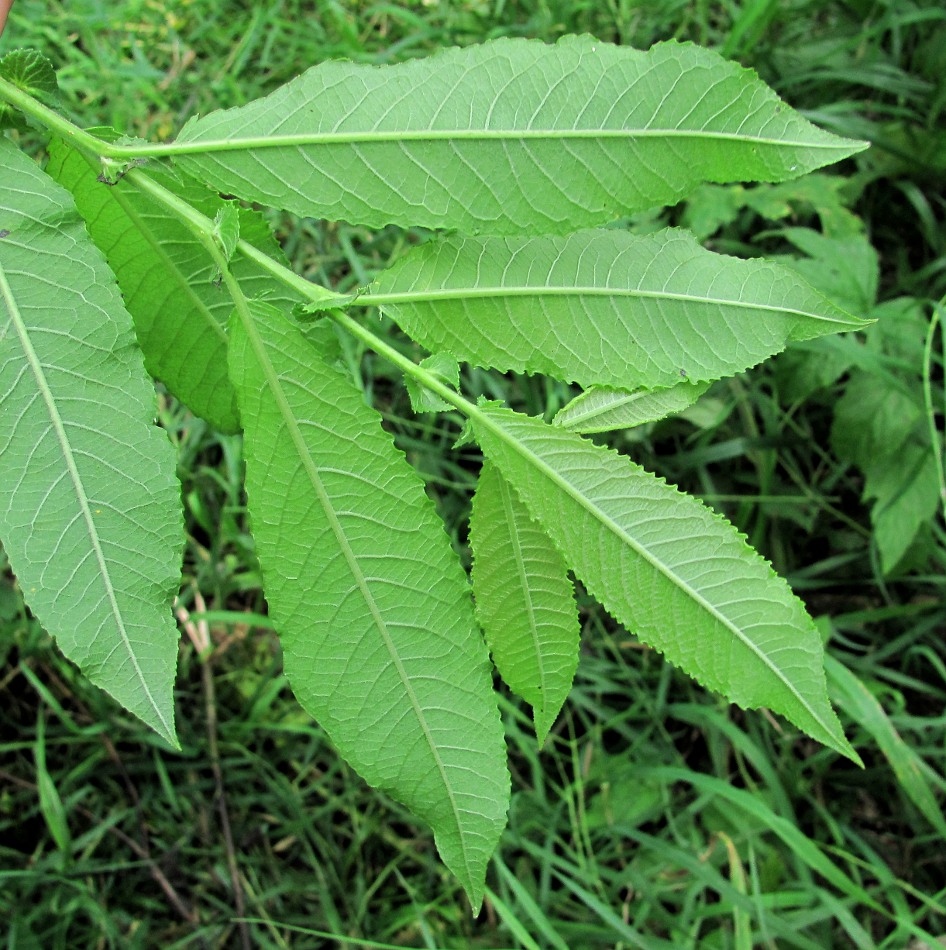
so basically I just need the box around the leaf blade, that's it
[372,229,870,389]
[228,304,509,906]
[0,140,182,744]
[173,37,866,234]
[470,462,580,745]
[473,405,857,761]
[554,382,709,434]
[47,136,301,432]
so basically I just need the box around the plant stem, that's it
[0,76,127,157]
[0,79,486,420]
[121,168,485,422]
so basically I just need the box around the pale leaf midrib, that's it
[556,390,648,430]
[0,263,171,736]
[174,126,856,154]
[240,309,473,883]
[478,410,827,731]
[376,287,853,327]
[496,470,550,710]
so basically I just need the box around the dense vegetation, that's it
[1,1,944,947]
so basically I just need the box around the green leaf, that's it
[554,381,709,434]
[173,37,866,235]
[228,303,509,907]
[472,405,858,762]
[0,49,59,130]
[0,139,182,745]
[470,462,579,745]
[47,135,301,432]
[405,353,460,414]
[371,229,870,389]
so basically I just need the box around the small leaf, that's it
[473,405,858,762]
[173,37,866,235]
[372,229,870,389]
[47,134,301,432]
[228,301,509,907]
[406,353,460,414]
[0,49,59,129]
[470,462,579,745]
[0,139,182,745]
[554,382,709,434]
[212,204,240,265]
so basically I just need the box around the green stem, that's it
[121,168,484,422]
[0,76,128,158]
[0,78,486,420]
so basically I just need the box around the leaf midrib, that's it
[0,262,172,739]
[477,408,830,735]
[375,286,855,328]
[173,127,856,155]
[239,305,473,886]
[495,469,550,713]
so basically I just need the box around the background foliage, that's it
[1,1,944,947]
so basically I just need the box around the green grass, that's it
[2,0,946,946]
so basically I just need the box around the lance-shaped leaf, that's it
[554,382,709,434]
[0,139,182,744]
[172,37,866,235]
[228,303,508,907]
[47,135,302,432]
[470,462,579,745]
[472,405,858,761]
[371,229,870,389]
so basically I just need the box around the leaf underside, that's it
[470,462,580,745]
[173,36,866,234]
[47,135,300,432]
[473,405,858,762]
[371,229,870,390]
[0,139,183,745]
[228,303,509,907]
[554,381,710,434]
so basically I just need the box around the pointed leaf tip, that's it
[474,406,856,761]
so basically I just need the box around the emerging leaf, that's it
[173,37,866,234]
[470,462,580,745]
[372,229,871,389]
[554,382,709,434]
[473,405,859,762]
[47,137,301,432]
[228,304,509,908]
[0,140,183,745]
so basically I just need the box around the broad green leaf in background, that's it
[228,303,508,907]
[472,405,858,761]
[554,381,709,434]
[47,135,301,432]
[173,37,866,235]
[371,229,870,390]
[470,462,580,745]
[0,139,182,745]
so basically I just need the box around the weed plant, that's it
[2,1,945,947]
